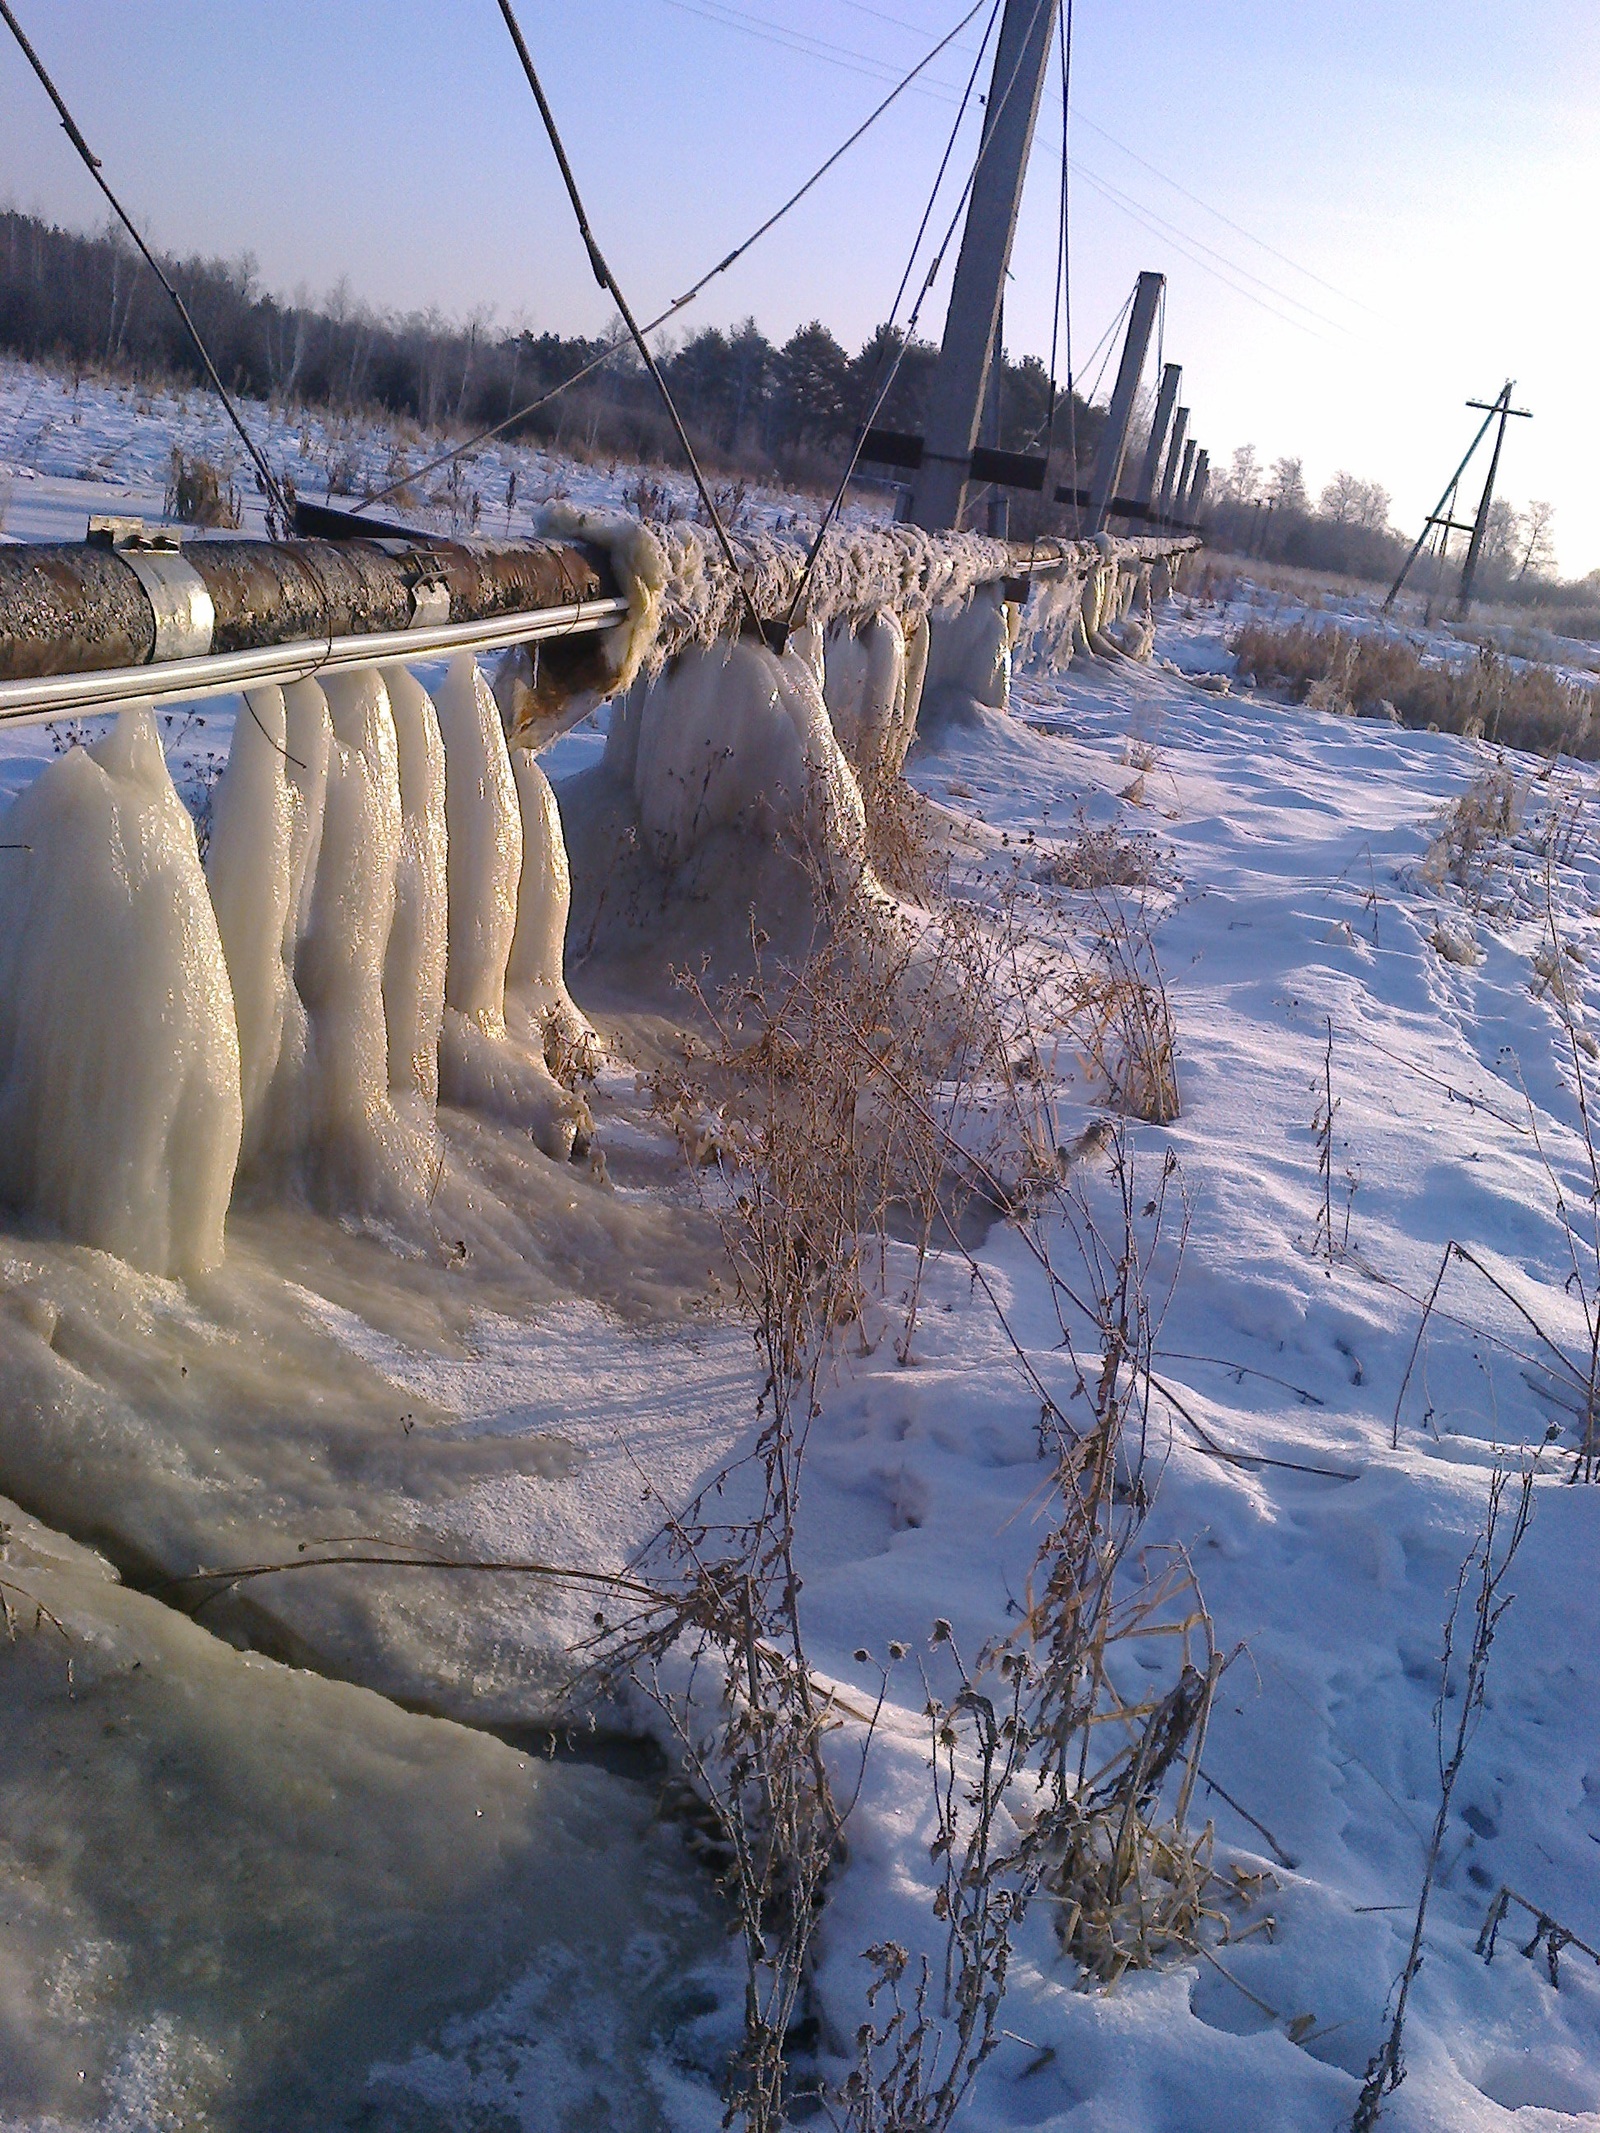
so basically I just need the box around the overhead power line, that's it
[651,0,976,100]
[357,0,989,512]
[0,0,290,526]
[1067,105,1371,314]
[494,0,766,638]
[658,0,1363,339]
[1070,164,1334,338]
[828,0,1368,315]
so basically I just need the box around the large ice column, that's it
[823,612,909,780]
[254,677,334,1166]
[0,710,241,1277]
[205,686,295,1166]
[283,678,332,945]
[379,665,448,1117]
[901,613,930,752]
[630,638,867,891]
[921,585,1015,727]
[506,746,602,1072]
[298,670,430,1210]
[435,654,590,1161]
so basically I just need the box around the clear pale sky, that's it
[2,2,1596,574]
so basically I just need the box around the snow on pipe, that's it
[0,523,1191,1277]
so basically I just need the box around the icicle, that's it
[506,745,602,1074]
[205,686,295,1166]
[298,670,430,1212]
[283,678,332,947]
[249,676,334,1169]
[0,710,241,1277]
[435,654,590,1161]
[823,612,908,779]
[900,612,930,758]
[379,665,448,1120]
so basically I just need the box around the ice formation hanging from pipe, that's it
[0,520,1186,1278]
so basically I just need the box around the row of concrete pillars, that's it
[904,0,1209,540]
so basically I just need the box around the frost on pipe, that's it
[0,1497,724,2130]
[494,503,669,741]
[0,710,240,1278]
[436,653,591,1162]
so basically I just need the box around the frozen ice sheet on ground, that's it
[0,1078,753,1719]
[0,1497,731,2133]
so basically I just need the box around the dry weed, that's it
[597,819,1195,2125]
[1234,619,1600,758]
[1419,766,1523,911]
[1036,819,1169,893]
[164,448,240,529]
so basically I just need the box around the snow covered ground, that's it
[1,367,1598,2129]
[0,356,866,549]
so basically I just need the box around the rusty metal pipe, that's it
[0,531,619,683]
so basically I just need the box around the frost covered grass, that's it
[605,858,1224,2127]
[1231,616,1600,757]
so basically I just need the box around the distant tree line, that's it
[0,207,1101,505]
[1202,440,1585,607]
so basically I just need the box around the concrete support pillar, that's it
[982,298,1009,539]
[1188,449,1211,521]
[1087,271,1164,533]
[1134,363,1181,514]
[1156,405,1189,521]
[909,0,1056,533]
[1173,438,1197,521]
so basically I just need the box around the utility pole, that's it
[1156,405,1189,521]
[1134,362,1181,515]
[909,0,1056,531]
[1087,271,1164,532]
[1457,381,1531,614]
[1172,437,1197,524]
[1383,381,1531,614]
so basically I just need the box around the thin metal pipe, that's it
[0,595,629,727]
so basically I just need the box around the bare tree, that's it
[1354,479,1392,534]
[1319,469,1362,525]
[1518,500,1556,581]
[1479,497,1520,573]
[1268,454,1307,514]
[1226,442,1261,504]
